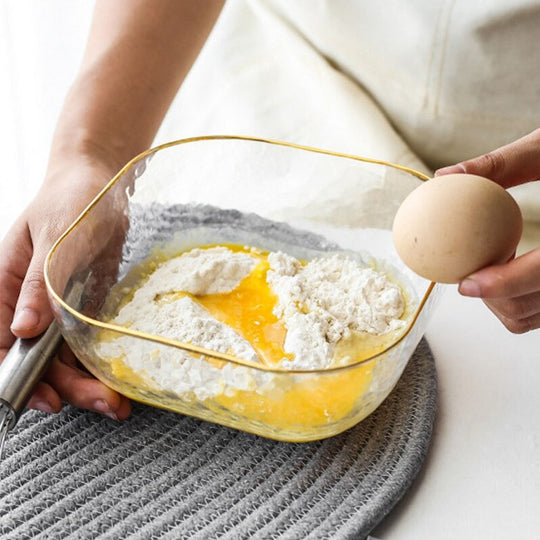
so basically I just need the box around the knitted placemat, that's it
[0,338,436,540]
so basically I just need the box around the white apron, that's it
[157,0,540,221]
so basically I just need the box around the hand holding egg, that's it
[392,174,523,284]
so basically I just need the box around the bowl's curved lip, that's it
[44,134,436,375]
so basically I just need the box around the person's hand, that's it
[435,128,540,333]
[0,155,132,419]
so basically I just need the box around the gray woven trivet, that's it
[0,338,436,540]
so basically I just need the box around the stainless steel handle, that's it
[0,322,63,423]
[0,282,84,459]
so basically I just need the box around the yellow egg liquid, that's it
[184,251,290,366]
[100,244,406,439]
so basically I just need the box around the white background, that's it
[0,0,93,238]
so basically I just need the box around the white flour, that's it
[126,245,257,299]
[267,251,405,369]
[99,245,406,399]
[100,295,260,401]
[100,247,261,400]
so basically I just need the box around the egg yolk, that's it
[193,256,291,366]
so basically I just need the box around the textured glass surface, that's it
[45,136,441,441]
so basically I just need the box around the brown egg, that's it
[392,174,523,283]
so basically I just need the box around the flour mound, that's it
[132,246,257,301]
[99,246,262,399]
[100,294,260,400]
[110,247,259,362]
[116,295,258,361]
[267,251,405,369]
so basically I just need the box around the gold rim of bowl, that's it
[44,134,435,375]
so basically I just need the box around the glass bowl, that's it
[44,136,441,442]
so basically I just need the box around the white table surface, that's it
[372,223,540,540]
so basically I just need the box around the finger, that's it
[483,300,540,334]
[10,237,55,339]
[27,381,63,413]
[0,220,33,349]
[459,248,540,299]
[44,346,131,420]
[435,128,540,189]
[483,289,540,322]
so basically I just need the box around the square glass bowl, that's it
[44,136,441,442]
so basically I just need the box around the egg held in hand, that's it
[392,173,523,283]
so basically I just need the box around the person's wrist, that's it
[47,126,140,179]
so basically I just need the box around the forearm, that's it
[47,0,224,175]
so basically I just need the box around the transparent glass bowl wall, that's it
[45,136,441,442]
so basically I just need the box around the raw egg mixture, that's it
[97,244,410,436]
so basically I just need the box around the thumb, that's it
[435,128,540,189]
[10,249,54,339]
